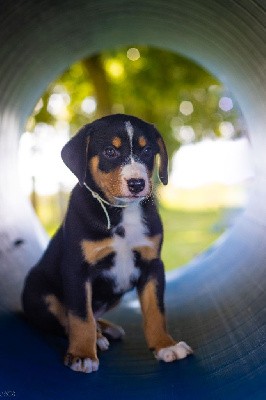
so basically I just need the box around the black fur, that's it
[22,187,163,329]
[22,114,170,357]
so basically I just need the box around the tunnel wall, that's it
[0,1,265,398]
[0,0,265,311]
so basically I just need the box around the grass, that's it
[34,193,227,272]
[159,206,225,271]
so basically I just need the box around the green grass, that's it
[35,194,226,272]
[159,206,225,271]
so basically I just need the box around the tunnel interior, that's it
[0,1,265,399]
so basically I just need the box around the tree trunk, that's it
[82,54,112,118]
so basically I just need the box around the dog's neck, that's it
[83,183,128,230]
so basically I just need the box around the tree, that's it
[30,46,245,161]
[82,55,112,118]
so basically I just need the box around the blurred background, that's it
[18,46,254,271]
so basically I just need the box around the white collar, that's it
[83,183,127,230]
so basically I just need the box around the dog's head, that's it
[61,114,168,204]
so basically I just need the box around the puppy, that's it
[22,114,192,373]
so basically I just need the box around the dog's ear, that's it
[61,125,91,186]
[152,126,169,185]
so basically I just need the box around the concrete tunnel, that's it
[0,1,265,398]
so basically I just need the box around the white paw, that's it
[97,336,110,351]
[65,354,99,373]
[155,342,193,362]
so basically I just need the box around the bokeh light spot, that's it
[127,48,140,61]
[180,100,194,116]
[219,96,233,112]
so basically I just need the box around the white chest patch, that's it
[103,203,150,293]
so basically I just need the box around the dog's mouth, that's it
[113,195,146,205]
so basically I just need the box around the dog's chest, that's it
[103,204,150,293]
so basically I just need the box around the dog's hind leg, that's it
[44,294,68,333]
[22,226,66,335]
[22,268,67,336]
[97,319,125,340]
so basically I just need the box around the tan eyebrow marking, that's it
[112,136,122,148]
[138,136,147,147]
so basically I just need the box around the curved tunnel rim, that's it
[0,2,265,397]
[0,0,265,326]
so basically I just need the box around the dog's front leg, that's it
[137,259,193,362]
[64,282,99,373]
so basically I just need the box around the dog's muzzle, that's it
[127,178,145,194]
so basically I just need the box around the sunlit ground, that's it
[158,183,249,270]
[30,184,249,272]
[160,206,227,271]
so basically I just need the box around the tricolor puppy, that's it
[22,114,192,373]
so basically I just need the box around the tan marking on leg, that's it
[139,279,175,352]
[67,282,97,360]
[44,295,68,333]
[89,156,123,201]
[133,234,162,261]
[81,238,114,265]
[112,136,122,148]
[138,136,147,147]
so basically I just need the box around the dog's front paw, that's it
[155,342,193,362]
[64,353,99,373]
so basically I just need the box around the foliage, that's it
[29,46,245,161]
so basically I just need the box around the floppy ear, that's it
[152,126,169,185]
[61,125,91,186]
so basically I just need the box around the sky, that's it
[170,137,254,188]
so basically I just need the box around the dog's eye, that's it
[142,146,152,158]
[103,146,119,159]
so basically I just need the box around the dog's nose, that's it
[127,178,145,194]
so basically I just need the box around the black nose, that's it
[127,178,145,194]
